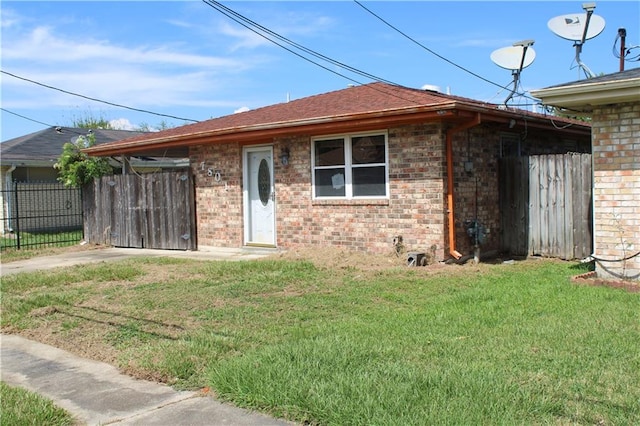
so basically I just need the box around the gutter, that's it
[529,77,640,109]
[4,165,16,232]
[445,113,481,259]
[83,107,460,157]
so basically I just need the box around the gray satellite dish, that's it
[490,45,536,70]
[490,40,536,106]
[548,13,605,41]
[548,2,605,78]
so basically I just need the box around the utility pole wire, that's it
[1,107,58,130]
[353,0,536,101]
[201,1,442,107]
[1,70,200,123]
[202,0,383,87]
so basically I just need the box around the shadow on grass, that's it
[54,305,185,341]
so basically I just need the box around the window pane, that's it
[353,166,386,196]
[315,139,345,166]
[314,168,346,197]
[352,135,385,164]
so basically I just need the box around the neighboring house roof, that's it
[0,127,147,167]
[530,67,640,111]
[85,82,591,157]
[1,127,188,168]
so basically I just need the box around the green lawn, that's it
[0,382,75,426]
[1,256,638,425]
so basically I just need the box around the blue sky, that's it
[2,1,639,142]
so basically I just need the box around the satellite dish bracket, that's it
[574,6,596,78]
[573,43,596,79]
[503,42,533,106]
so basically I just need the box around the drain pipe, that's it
[446,113,481,259]
[4,164,17,232]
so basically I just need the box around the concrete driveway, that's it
[1,245,278,276]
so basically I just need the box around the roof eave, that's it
[530,78,640,111]
[84,99,591,158]
[1,159,58,168]
[84,104,461,157]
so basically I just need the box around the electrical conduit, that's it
[446,113,481,259]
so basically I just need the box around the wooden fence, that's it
[83,170,196,250]
[500,153,592,260]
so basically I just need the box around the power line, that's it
[353,1,508,90]
[1,70,200,123]
[201,1,462,109]
[1,107,93,136]
[1,108,57,129]
[202,0,393,87]
[353,0,539,103]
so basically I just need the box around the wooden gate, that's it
[83,170,196,250]
[500,153,592,260]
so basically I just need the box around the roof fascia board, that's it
[84,107,460,157]
[85,101,591,157]
[530,78,640,108]
[0,160,57,168]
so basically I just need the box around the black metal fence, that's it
[1,181,83,250]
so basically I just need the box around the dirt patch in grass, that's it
[271,246,407,269]
[571,270,640,293]
[17,323,122,366]
[268,246,510,281]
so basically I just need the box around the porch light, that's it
[280,148,290,166]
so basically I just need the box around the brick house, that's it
[85,83,591,262]
[531,68,640,281]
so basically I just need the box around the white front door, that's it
[243,146,276,246]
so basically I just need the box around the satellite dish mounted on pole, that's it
[490,39,536,106]
[548,2,606,79]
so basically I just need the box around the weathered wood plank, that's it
[505,153,592,260]
[82,170,195,250]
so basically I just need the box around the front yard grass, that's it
[1,255,638,425]
[0,382,76,426]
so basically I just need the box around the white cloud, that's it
[0,9,20,29]
[234,106,250,114]
[0,18,263,112]
[109,118,136,131]
[3,26,243,69]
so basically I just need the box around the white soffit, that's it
[531,77,640,109]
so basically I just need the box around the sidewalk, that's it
[1,334,294,425]
[1,245,278,276]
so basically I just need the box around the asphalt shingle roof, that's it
[541,67,640,89]
[84,82,591,156]
[1,128,147,163]
[90,83,490,148]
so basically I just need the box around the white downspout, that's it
[5,165,16,232]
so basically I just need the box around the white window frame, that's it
[311,131,389,200]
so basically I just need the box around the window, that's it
[312,132,388,199]
[500,133,521,157]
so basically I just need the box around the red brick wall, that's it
[591,102,640,281]
[274,124,447,258]
[190,143,244,247]
[189,121,591,262]
[450,126,501,256]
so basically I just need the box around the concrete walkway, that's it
[1,334,293,425]
[1,245,279,276]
